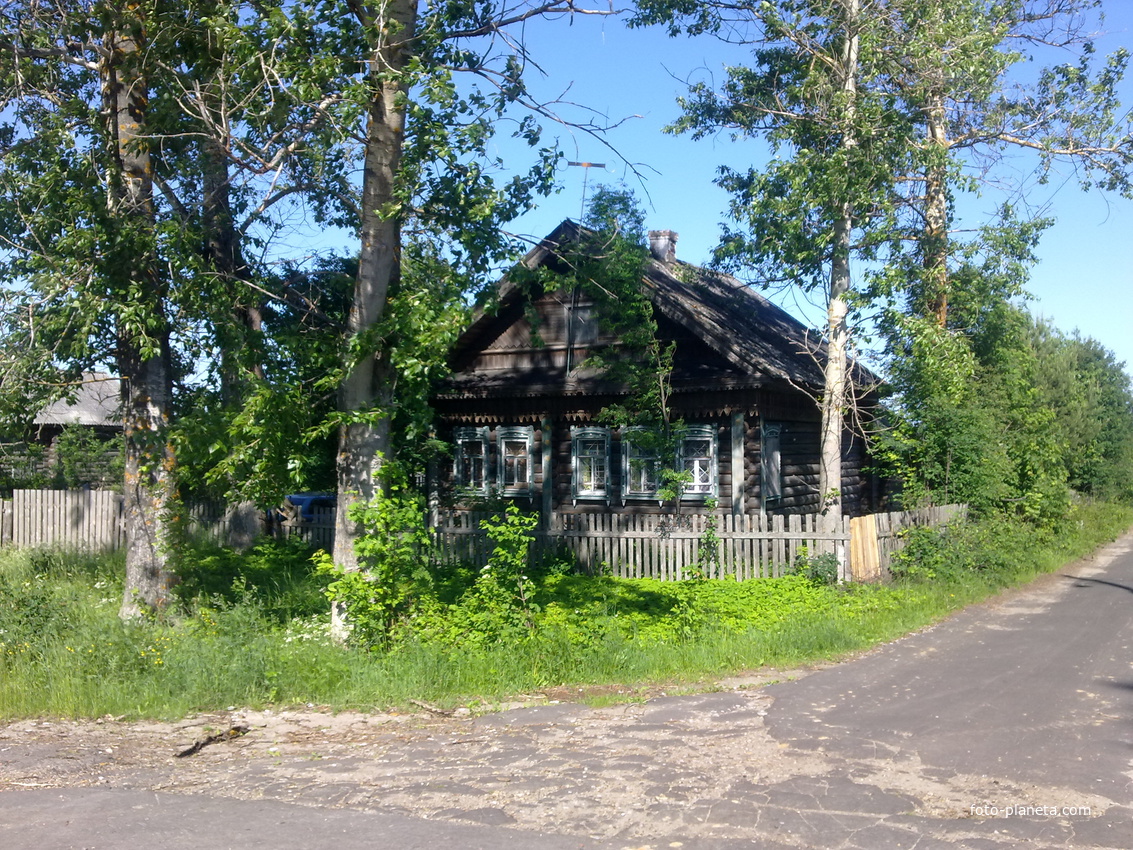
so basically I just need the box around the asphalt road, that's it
[3,533,1132,849]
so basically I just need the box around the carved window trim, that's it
[571,426,611,503]
[497,425,534,496]
[453,426,490,494]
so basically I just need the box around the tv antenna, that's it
[567,161,606,223]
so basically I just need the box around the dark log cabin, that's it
[431,221,878,520]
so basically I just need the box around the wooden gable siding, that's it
[449,288,751,396]
[459,290,589,375]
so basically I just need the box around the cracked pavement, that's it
[2,533,1132,849]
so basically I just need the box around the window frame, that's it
[453,426,490,494]
[761,421,784,509]
[571,426,611,502]
[621,426,662,501]
[679,424,718,500]
[496,425,535,496]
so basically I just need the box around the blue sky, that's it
[492,3,1133,378]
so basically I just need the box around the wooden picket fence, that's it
[433,510,852,580]
[0,488,965,583]
[848,503,968,581]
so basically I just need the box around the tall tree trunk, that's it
[333,0,418,574]
[820,212,851,525]
[922,86,950,327]
[818,0,860,531]
[196,2,264,402]
[202,134,264,405]
[103,11,178,618]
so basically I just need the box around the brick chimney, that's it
[648,230,678,263]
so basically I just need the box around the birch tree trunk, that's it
[922,85,950,327]
[817,0,860,530]
[820,213,851,525]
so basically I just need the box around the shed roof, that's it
[34,372,122,427]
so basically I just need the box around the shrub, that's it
[174,536,327,622]
[788,547,840,585]
[315,473,433,649]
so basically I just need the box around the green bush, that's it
[314,472,435,649]
[788,547,840,585]
[889,501,1132,584]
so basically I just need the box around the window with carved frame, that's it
[497,425,534,495]
[453,426,490,493]
[571,426,610,501]
[622,427,661,499]
[679,425,717,498]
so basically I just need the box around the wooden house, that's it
[431,221,878,521]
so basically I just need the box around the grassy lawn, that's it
[2,501,1130,720]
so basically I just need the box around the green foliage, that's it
[0,442,50,494]
[788,547,840,586]
[173,536,328,623]
[687,497,720,579]
[411,505,541,648]
[479,505,541,624]
[52,426,123,490]
[316,469,434,648]
[888,502,1133,585]
[3,501,1130,718]
[880,303,1133,520]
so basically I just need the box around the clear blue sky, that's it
[494,3,1133,378]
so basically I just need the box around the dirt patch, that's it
[1,671,1117,848]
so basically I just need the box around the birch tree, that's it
[1,1,353,611]
[872,1,1132,514]
[632,0,916,527]
[0,2,185,615]
[884,0,1132,328]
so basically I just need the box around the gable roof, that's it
[34,372,122,428]
[643,249,827,388]
[445,219,867,397]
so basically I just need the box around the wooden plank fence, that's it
[183,502,336,551]
[849,504,968,581]
[1,489,124,551]
[0,492,335,552]
[434,511,852,580]
[0,488,965,584]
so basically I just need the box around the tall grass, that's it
[2,501,1130,719]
